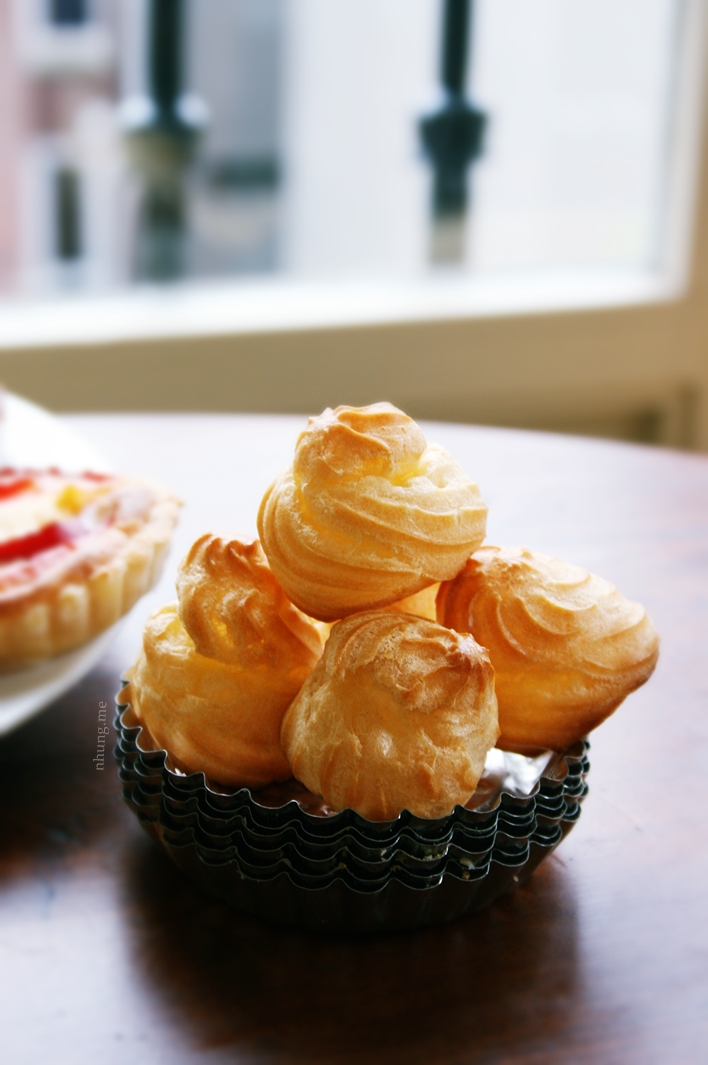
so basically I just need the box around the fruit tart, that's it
[0,467,179,668]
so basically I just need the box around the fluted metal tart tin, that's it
[114,684,589,933]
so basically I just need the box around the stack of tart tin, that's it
[115,686,589,933]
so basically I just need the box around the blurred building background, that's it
[0,0,706,450]
[0,0,282,289]
[0,0,676,287]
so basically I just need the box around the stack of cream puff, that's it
[129,402,659,821]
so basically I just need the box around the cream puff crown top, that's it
[321,609,491,716]
[437,545,660,751]
[176,534,323,673]
[258,403,488,620]
[438,545,659,675]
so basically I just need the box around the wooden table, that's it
[1,413,706,1065]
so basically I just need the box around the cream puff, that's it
[437,546,660,753]
[257,403,488,621]
[281,610,499,821]
[0,468,179,667]
[129,535,324,788]
[386,583,440,621]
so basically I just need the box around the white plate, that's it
[0,623,124,736]
[1,390,109,471]
[0,390,118,737]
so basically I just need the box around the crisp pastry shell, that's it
[127,609,295,789]
[281,610,500,820]
[257,403,488,621]
[437,546,660,753]
[128,536,324,788]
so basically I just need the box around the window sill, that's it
[0,267,683,352]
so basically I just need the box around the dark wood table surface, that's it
[1,413,707,1065]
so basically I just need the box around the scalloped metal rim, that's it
[114,686,589,931]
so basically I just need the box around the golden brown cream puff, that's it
[257,403,488,621]
[437,546,660,753]
[281,609,499,821]
[129,535,323,787]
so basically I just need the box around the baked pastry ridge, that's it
[130,535,324,787]
[176,534,324,667]
[257,403,488,621]
[281,610,500,821]
[0,468,179,666]
[437,546,660,753]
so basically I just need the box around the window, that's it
[0,0,706,450]
[0,0,689,289]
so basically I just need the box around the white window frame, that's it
[1,0,707,451]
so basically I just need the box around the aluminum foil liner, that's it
[115,683,589,933]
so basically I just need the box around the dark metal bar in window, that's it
[54,167,82,261]
[148,0,184,125]
[208,159,280,192]
[420,0,487,263]
[122,0,206,280]
[48,0,88,26]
